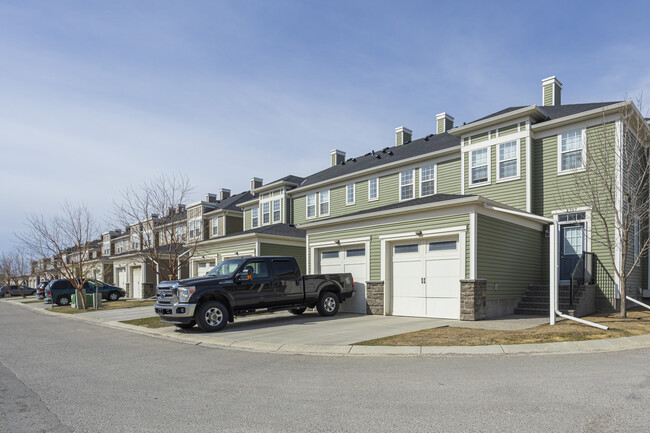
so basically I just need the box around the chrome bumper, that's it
[154,302,197,323]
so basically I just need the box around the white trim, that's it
[221,249,256,261]
[615,120,623,298]
[531,102,628,133]
[550,219,558,325]
[319,189,330,217]
[311,236,372,247]
[306,192,317,219]
[468,147,490,187]
[469,212,477,279]
[462,130,529,153]
[460,151,465,194]
[399,168,415,201]
[368,177,379,201]
[346,183,355,206]
[495,139,521,182]
[271,198,282,223]
[378,226,467,240]
[525,135,531,212]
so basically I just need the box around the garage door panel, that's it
[392,260,424,298]
[426,298,460,320]
[393,297,426,317]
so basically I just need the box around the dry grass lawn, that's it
[49,300,156,315]
[357,307,650,346]
[121,316,174,328]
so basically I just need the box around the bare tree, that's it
[0,249,30,297]
[112,173,195,282]
[562,99,650,318]
[17,202,99,309]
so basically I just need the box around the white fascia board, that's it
[253,181,299,195]
[310,236,371,247]
[449,106,546,137]
[237,198,260,209]
[288,146,461,197]
[531,102,630,133]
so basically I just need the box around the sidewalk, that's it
[9,297,650,357]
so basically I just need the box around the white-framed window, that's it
[211,217,219,236]
[306,193,316,218]
[262,202,270,225]
[368,177,378,201]
[131,234,140,250]
[176,225,186,242]
[143,230,153,248]
[497,140,519,180]
[400,169,414,200]
[470,148,489,185]
[116,241,123,254]
[188,219,201,239]
[346,184,355,205]
[420,164,435,197]
[319,190,330,216]
[251,208,259,228]
[103,242,110,256]
[272,199,281,223]
[559,129,585,173]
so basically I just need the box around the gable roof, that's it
[220,223,305,239]
[298,132,460,188]
[467,102,621,126]
[213,191,253,212]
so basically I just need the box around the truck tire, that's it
[316,291,339,317]
[289,307,306,315]
[196,301,229,332]
[175,321,196,330]
[57,295,70,306]
[108,291,120,301]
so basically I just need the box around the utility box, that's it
[71,293,102,309]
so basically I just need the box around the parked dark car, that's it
[0,285,36,297]
[35,280,50,300]
[45,279,127,306]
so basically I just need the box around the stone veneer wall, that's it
[365,281,384,315]
[460,279,487,321]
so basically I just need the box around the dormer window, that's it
[470,148,489,185]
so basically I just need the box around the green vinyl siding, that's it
[436,158,461,194]
[543,84,553,106]
[307,214,470,281]
[243,209,252,231]
[293,173,399,225]
[194,241,257,264]
[477,214,544,300]
[260,243,306,274]
[464,138,527,210]
[437,118,444,134]
[499,123,518,137]
[471,131,489,143]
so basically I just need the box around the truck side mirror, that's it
[236,269,250,282]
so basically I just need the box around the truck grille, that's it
[156,283,177,305]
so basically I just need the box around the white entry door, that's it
[117,268,127,290]
[131,267,143,299]
[319,246,367,314]
[391,238,461,319]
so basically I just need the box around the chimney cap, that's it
[436,112,455,121]
[542,76,563,87]
[395,126,413,134]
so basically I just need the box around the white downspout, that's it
[627,296,650,311]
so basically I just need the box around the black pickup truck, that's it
[154,256,355,331]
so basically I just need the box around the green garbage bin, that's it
[71,293,102,309]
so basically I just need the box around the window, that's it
[319,190,330,216]
[307,193,316,218]
[272,260,298,279]
[143,230,153,248]
[272,199,281,223]
[243,261,269,279]
[321,251,339,259]
[251,208,259,228]
[497,141,518,180]
[176,225,186,242]
[394,244,418,254]
[131,234,140,250]
[470,148,489,185]
[116,241,123,254]
[368,178,378,201]
[262,202,270,224]
[420,164,435,197]
[560,129,584,172]
[188,219,201,239]
[211,218,219,236]
[346,248,365,257]
[563,226,584,255]
[103,242,110,256]
[346,184,355,205]
[400,169,414,200]
[429,241,457,251]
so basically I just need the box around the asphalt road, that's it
[1,302,649,433]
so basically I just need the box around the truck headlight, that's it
[177,286,195,303]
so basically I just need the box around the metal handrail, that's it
[569,251,595,308]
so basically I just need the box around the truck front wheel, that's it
[316,291,339,317]
[196,301,229,332]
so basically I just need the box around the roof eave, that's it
[530,101,630,132]
[449,106,547,136]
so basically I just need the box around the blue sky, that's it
[1,0,649,253]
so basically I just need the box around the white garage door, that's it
[117,268,127,290]
[131,267,143,299]
[392,238,461,319]
[196,261,216,277]
[319,246,367,314]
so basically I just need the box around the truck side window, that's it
[272,260,298,279]
[246,261,269,279]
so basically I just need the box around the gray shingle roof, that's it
[214,191,253,211]
[466,102,622,126]
[299,132,460,187]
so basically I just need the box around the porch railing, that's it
[569,251,596,308]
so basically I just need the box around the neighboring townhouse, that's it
[286,77,649,320]
[191,178,306,277]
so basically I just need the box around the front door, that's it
[559,223,584,280]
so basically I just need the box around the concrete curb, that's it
[10,300,650,357]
